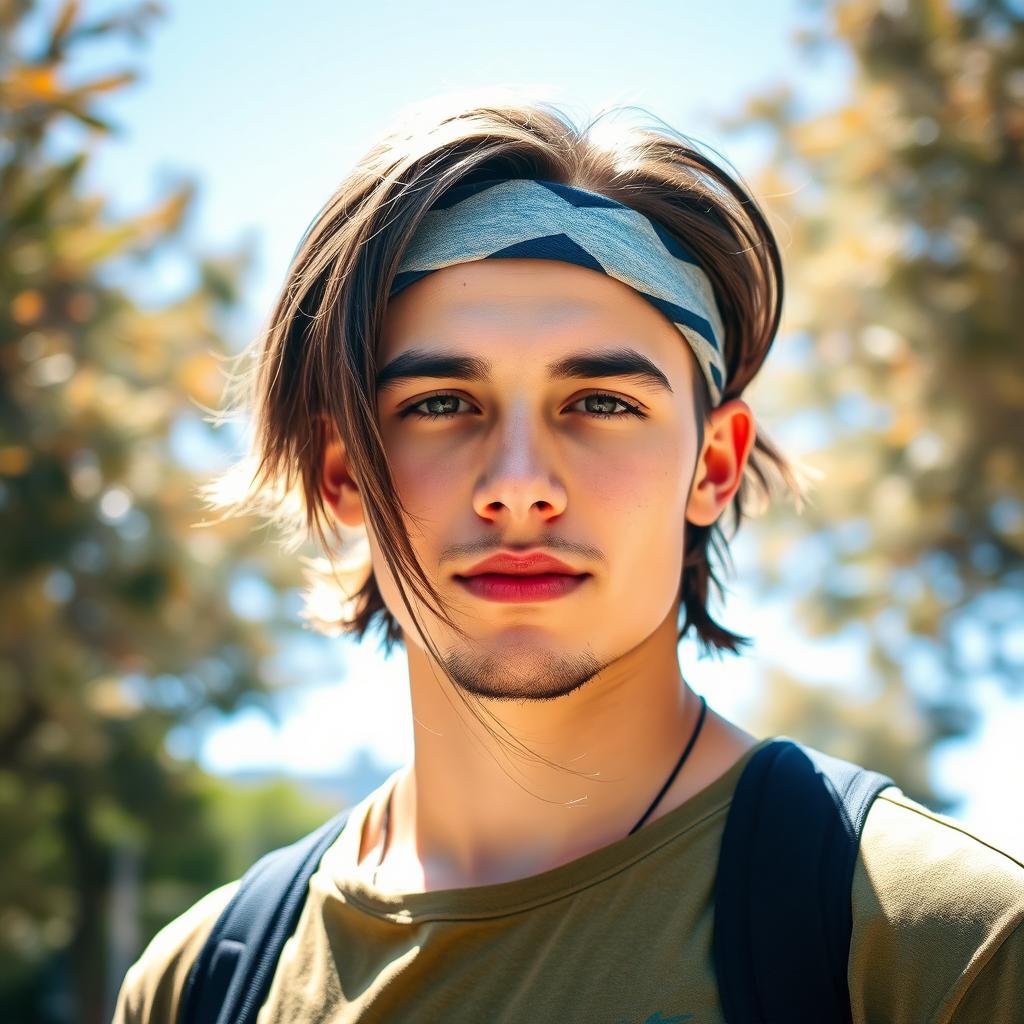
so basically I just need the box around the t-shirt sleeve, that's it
[850,785,1024,1024]
[110,879,240,1024]
[947,917,1024,1022]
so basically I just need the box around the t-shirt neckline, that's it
[321,735,777,923]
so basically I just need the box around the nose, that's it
[470,400,568,527]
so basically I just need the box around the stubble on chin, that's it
[439,641,607,702]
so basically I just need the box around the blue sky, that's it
[26,0,1024,854]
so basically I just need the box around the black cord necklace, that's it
[373,693,709,882]
[628,693,708,834]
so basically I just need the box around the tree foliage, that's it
[0,3,322,1021]
[729,0,1023,798]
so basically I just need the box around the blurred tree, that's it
[724,0,1023,800]
[0,2,330,1022]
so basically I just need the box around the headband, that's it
[388,177,727,406]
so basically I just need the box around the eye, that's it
[569,393,647,420]
[398,392,648,422]
[398,393,476,421]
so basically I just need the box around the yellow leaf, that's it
[0,447,31,475]
[178,352,223,405]
[5,65,61,104]
[51,0,81,44]
[74,71,136,96]
[886,411,918,447]
[11,290,44,324]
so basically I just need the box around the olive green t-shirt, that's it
[112,736,1024,1023]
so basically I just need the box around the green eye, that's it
[572,393,646,419]
[400,394,470,420]
[399,392,647,422]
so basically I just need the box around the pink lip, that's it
[455,572,590,603]
[459,552,584,577]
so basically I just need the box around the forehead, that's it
[380,258,690,374]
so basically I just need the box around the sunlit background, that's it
[4,1,1023,1021]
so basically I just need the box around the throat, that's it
[350,708,759,895]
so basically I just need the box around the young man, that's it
[113,97,1023,1023]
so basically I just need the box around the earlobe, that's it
[685,400,756,527]
[318,415,365,529]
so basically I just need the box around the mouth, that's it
[453,572,590,604]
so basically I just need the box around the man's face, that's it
[366,257,708,702]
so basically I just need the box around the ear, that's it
[317,413,366,529]
[685,398,756,527]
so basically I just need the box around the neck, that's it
[373,608,740,892]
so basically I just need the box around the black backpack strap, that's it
[177,807,351,1024]
[713,737,897,1024]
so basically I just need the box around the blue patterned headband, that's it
[388,177,727,406]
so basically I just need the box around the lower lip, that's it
[455,573,589,603]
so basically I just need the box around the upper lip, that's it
[456,552,587,577]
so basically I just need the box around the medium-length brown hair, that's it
[200,92,812,760]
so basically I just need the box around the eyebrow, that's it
[375,346,673,396]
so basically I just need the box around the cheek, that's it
[384,444,463,536]
[361,515,428,642]
[592,436,693,613]
[580,445,668,517]
[578,426,692,521]
[361,442,462,627]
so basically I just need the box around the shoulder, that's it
[850,784,1024,1023]
[111,879,241,1024]
[855,785,1024,930]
